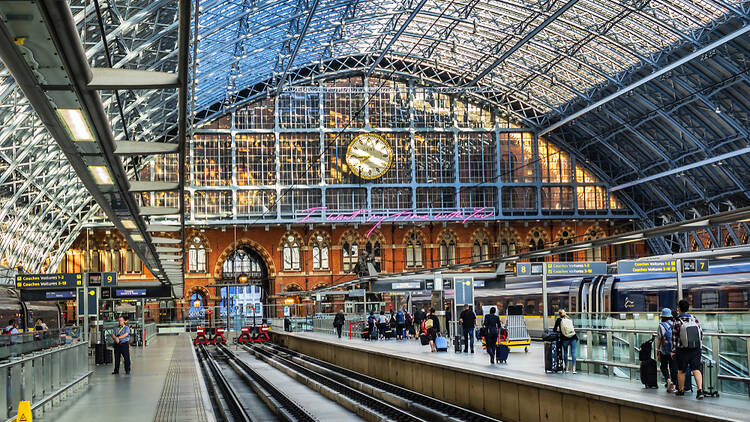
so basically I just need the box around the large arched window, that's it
[499,230,517,258]
[439,232,456,266]
[584,226,604,261]
[189,236,207,272]
[311,234,329,270]
[528,229,546,262]
[341,232,359,273]
[365,238,382,272]
[282,234,301,271]
[472,232,491,262]
[222,248,265,280]
[405,230,423,268]
[557,227,575,261]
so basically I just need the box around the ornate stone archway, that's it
[213,238,276,279]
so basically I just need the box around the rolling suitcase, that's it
[702,359,720,397]
[435,336,448,352]
[496,343,510,363]
[419,333,430,345]
[544,340,563,372]
[640,358,658,388]
[105,347,113,364]
[95,343,107,365]
[454,335,462,353]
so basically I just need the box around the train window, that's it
[700,290,719,309]
[727,290,749,309]
[645,294,659,312]
[525,299,537,316]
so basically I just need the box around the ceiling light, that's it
[88,165,113,185]
[58,109,94,141]
[131,234,144,241]
[717,254,741,260]
[122,220,136,230]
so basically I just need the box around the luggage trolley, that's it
[501,305,531,352]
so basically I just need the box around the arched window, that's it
[222,248,265,279]
[341,233,359,273]
[405,231,423,268]
[189,236,207,272]
[439,233,456,266]
[365,239,382,272]
[282,234,301,271]
[557,228,575,261]
[472,232,491,262]
[584,227,604,261]
[311,234,329,270]
[528,229,546,262]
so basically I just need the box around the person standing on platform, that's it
[671,300,704,399]
[111,316,131,375]
[459,304,476,353]
[377,310,387,340]
[444,305,452,338]
[554,310,578,373]
[333,309,345,339]
[367,311,376,340]
[657,308,678,393]
[395,307,406,340]
[2,319,19,335]
[482,307,500,364]
[404,309,414,339]
[425,308,440,352]
[413,308,425,341]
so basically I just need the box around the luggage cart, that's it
[501,305,531,352]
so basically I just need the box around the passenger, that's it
[413,308,425,341]
[2,319,19,335]
[377,310,387,340]
[553,310,578,373]
[458,304,476,353]
[671,299,704,399]
[482,307,500,364]
[424,308,440,352]
[367,311,376,340]
[111,316,131,375]
[404,309,414,339]
[34,318,48,331]
[333,309,345,339]
[444,305,453,338]
[656,308,678,393]
[395,307,406,340]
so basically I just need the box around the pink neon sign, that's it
[296,206,495,237]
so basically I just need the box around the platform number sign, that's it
[682,259,709,273]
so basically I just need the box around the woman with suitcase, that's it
[554,310,578,373]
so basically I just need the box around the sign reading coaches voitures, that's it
[16,273,82,289]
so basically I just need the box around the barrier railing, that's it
[0,327,81,361]
[0,341,90,419]
[567,326,750,397]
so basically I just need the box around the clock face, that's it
[345,134,393,179]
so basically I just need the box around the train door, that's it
[580,278,592,313]
[600,276,615,313]
[568,279,583,312]
[589,276,602,313]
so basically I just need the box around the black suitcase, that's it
[640,358,658,388]
[95,343,106,365]
[454,335,462,352]
[105,348,113,364]
[419,333,430,345]
[702,360,720,397]
[496,343,510,363]
[544,340,564,372]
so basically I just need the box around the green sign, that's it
[546,262,607,275]
[618,260,678,274]
[16,273,82,289]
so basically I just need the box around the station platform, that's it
[39,333,214,422]
[271,330,748,422]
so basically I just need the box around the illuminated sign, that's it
[682,259,709,273]
[516,263,543,276]
[296,207,495,237]
[16,273,82,289]
[546,262,607,275]
[618,260,677,274]
[46,290,76,299]
[115,289,147,297]
[392,282,422,290]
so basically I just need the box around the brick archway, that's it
[213,238,276,279]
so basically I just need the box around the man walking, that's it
[671,300,704,399]
[333,309,345,339]
[112,316,131,375]
[458,304,476,353]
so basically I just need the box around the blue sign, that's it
[16,273,82,289]
[76,287,99,316]
[454,277,474,305]
[115,289,147,297]
[516,263,543,276]
[473,279,485,288]
[546,262,607,275]
[46,290,76,299]
[617,260,677,274]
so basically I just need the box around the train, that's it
[474,259,750,316]
[0,286,63,332]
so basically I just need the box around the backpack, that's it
[405,313,413,325]
[389,316,397,327]
[396,311,405,324]
[679,314,701,349]
[367,315,376,325]
[560,318,575,338]
[659,322,673,354]
[1,327,11,335]
[424,318,433,329]
[487,316,499,335]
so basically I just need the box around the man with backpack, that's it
[458,304,476,353]
[656,308,678,393]
[671,299,704,399]
[2,319,19,336]
[333,309,345,339]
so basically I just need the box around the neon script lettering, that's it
[296,207,494,236]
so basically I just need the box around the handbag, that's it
[479,326,488,338]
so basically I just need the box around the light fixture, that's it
[122,220,136,230]
[131,234,144,241]
[566,242,592,252]
[88,165,113,185]
[717,254,741,260]
[57,109,94,141]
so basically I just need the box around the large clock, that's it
[345,133,393,180]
